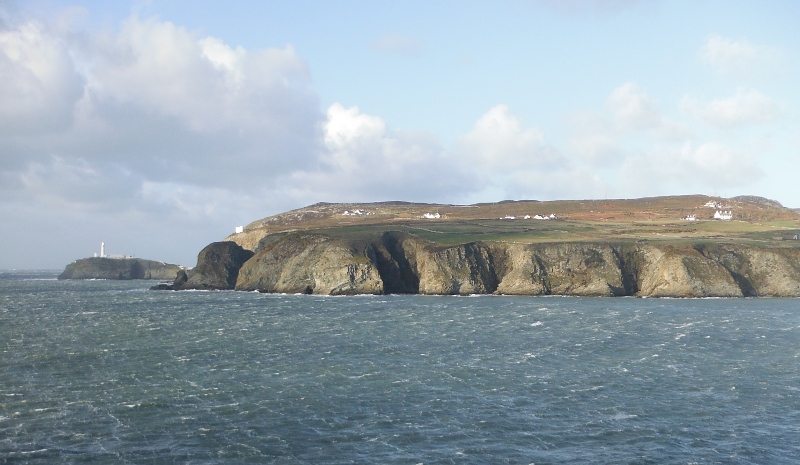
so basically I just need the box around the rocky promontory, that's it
[59,257,183,280]
[154,241,254,290]
[156,196,800,297]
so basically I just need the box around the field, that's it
[230,195,800,248]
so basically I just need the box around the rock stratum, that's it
[59,257,183,280]
[157,195,800,297]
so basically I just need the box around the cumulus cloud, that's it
[457,105,564,170]
[621,141,762,193]
[0,21,83,134]
[605,82,690,139]
[453,105,607,200]
[369,34,422,56]
[699,34,782,76]
[288,103,469,203]
[1,15,323,196]
[563,82,769,197]
[289,103,604,204]
[606,82,661,130]
[680,89,782,127]
[564,112,621,165]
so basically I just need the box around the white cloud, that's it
[605,82,690,140]
[290,103,468,203]
[607,82,660,130]
[369,34,422,56]
[290,104,601,204]
[565,112,621,165]
[621,141,762,193]
[699,35,782,76]
[89,17,314,133]
[1,16,323,189]
[0,21,83,134]
[680,89,782,127]
[456,104,563,170]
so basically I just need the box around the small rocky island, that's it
[155,195,800,297]
[59,257,184,280]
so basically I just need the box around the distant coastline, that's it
[59,257,183,281]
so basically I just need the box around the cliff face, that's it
[58,257,182,280]
[166,241,254,290]
[179,231,800,297]
[236,234,383,295]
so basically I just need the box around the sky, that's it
[1,0,799,269]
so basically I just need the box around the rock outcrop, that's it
[171,231,800,297]
[236,234,383,295]
[58,257,183,280]
[158,241,254,290]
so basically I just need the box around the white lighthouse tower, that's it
[100,242,105,258]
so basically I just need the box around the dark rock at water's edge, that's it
[153,241,254,290]
[58,257,183,280]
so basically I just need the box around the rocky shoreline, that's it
[155,232,800,297]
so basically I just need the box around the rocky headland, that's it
[156,195,800,297]
[59,257,183,280]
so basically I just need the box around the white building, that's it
[684,215,697,221]
[422,212,440,219]
[235,226,244,234]
[343,209,373,216]
[713,210,733,220]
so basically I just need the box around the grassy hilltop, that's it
[226,195,800,250]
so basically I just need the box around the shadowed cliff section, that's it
[154,241,254,290]
[59,257,183,280]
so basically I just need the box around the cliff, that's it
[58,257,183,280]
[161,196,800,296]
[154,241,254,290]
[174,231,800,297]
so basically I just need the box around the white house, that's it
[422,212,440,219]
[684,215,697,221]
[235,225,244,234]
[713,210,733,220]
[343,209,373,216]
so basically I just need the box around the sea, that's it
[2,271,800,464]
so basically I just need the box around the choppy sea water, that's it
[2,271,800,464]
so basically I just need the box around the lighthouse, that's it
[100,242,105,258]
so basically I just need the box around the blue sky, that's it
[1,0,799,268]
